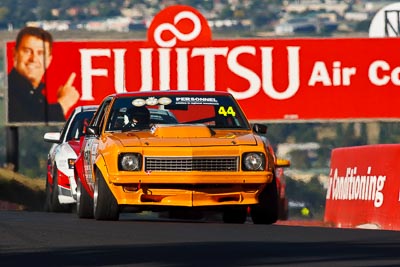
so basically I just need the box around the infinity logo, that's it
[153,11,201,47]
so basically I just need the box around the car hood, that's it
[109,124,258,147]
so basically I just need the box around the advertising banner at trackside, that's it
[5,5,400,125]
[324,144,400,230]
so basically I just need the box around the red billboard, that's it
[5,5,400,125]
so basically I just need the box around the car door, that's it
[82,98,112,191]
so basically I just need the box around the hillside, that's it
[0,168,45,211]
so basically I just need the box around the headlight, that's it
[119,153,141,171]
[242,152,265,171]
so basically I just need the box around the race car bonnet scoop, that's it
[151,124,213,138]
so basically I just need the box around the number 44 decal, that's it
[218,106,236,116]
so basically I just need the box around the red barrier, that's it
[324,144,400,230]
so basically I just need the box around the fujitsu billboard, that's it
[5,5,400,125]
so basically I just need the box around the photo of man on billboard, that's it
[7,26,79,124]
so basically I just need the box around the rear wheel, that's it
[76,174,94,219]
[43,176,52,212]
[251,175,279,224]
[223,206,248,224]
[93,169,119,220]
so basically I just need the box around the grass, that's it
[0,167,46,211]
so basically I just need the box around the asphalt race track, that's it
[1,211,400,267]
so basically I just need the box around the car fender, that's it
[73,152,84,184]
[54,142,77,177]
[46,144,57,184]
[74,153,95,198]
[94,153,109,184]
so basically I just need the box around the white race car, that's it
[43,105,98,212]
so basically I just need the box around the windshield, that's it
[105,95,250,132]
[65,111,96,141]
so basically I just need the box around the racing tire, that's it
[93,169,119,221]
[50,165,72,213]
[278,197,289,221]
[43,176,52,212]
[76,174,94,219]
[222,206,248,224]
[250,175,279,224]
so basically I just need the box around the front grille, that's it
[145,157,239,172]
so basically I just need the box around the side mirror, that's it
[43,132,61,144]
[86,126,99,136]
[252,123,267,134]
[276,158,291,168]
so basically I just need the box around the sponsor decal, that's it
[147,5,212,48]
[326,166,386,208]
[175,97,218,105]
[325,145,400,230]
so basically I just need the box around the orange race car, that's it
[74,91,289,223]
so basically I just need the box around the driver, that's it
[122,106,150,131]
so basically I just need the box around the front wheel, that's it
[50,166,72,213]
[76,174,94,219]
[93,169,119,220]
[278,197,289,221]
[251,175,279,224]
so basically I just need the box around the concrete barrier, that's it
[324,144,400,230]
